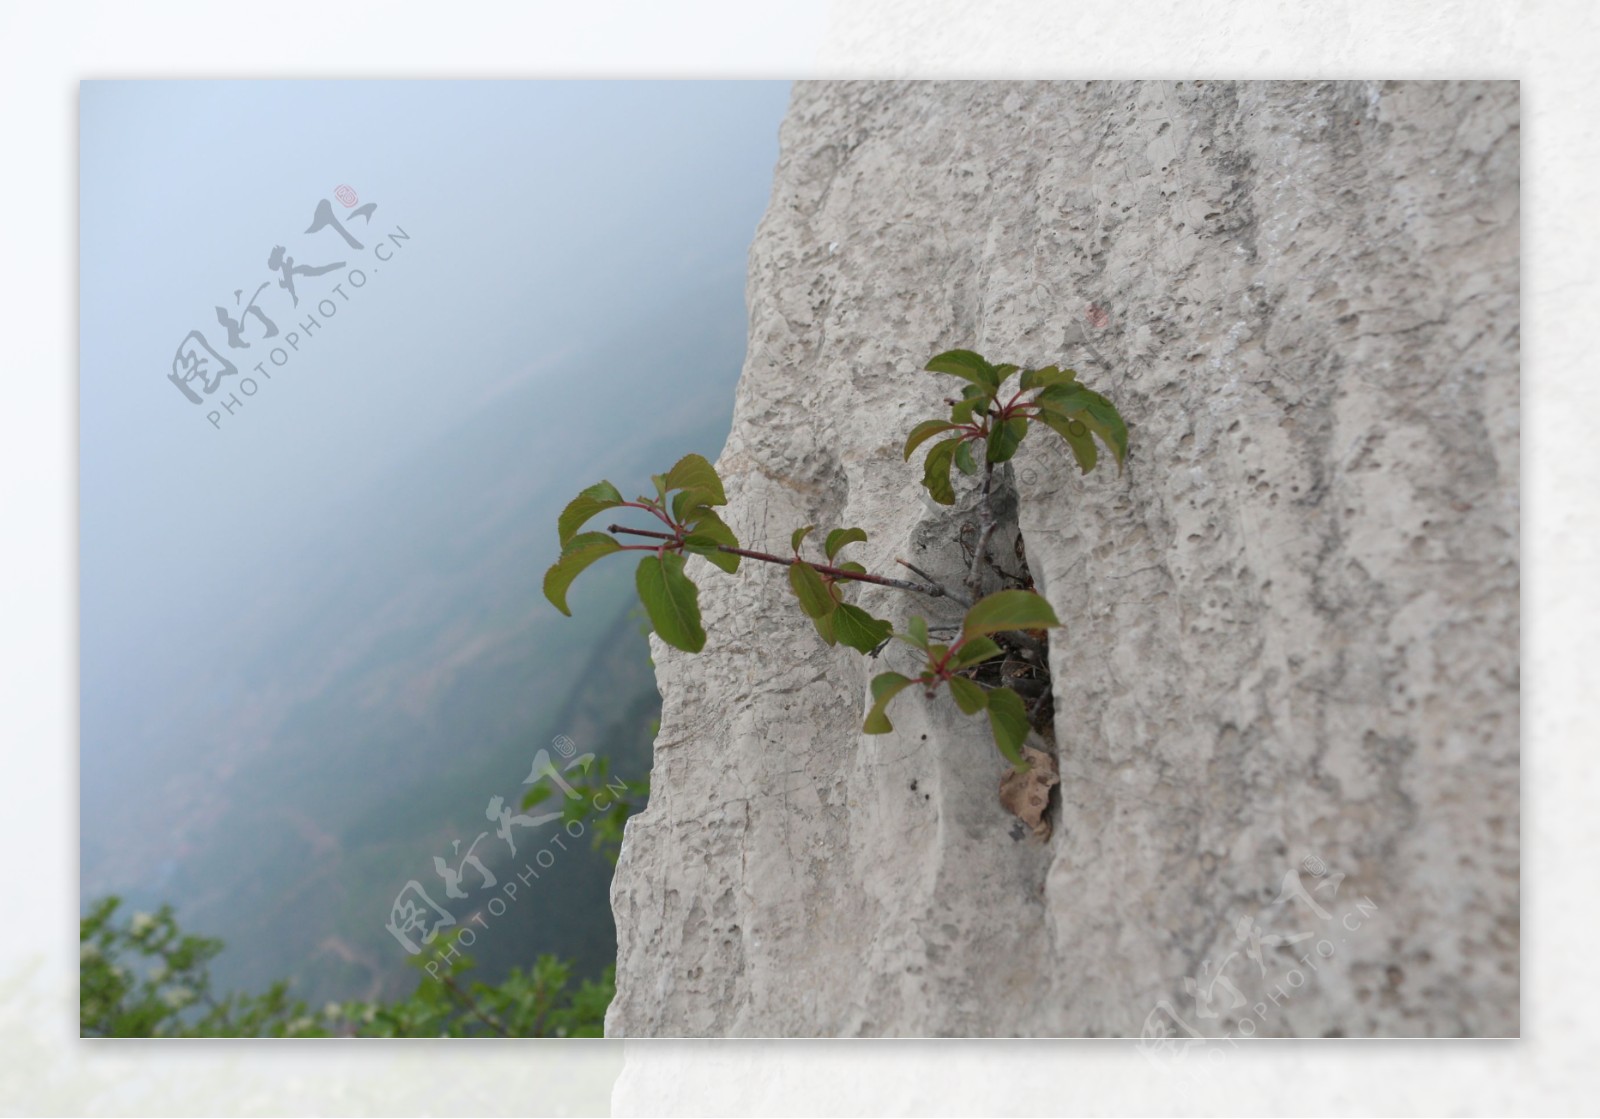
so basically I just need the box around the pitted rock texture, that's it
[607,81,1518,1037]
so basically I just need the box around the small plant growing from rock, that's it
[904,348,1126,597]
[862,590,1060,770]
[544,350,1127,791]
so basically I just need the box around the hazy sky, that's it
[80,80,792,677]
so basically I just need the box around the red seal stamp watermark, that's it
[1086,304,1110,329]
[334,184,359,208]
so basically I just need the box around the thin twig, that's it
[985,559,1029,587]
[1004,671,1049,698]
[997,628,1048,664]
[1028,688,1052,725]
[966,459,999,600]
[894,558,973,608]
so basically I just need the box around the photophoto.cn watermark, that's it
[383,734,631,983]
[1138,854,1380,1059]
[166,184,412,430]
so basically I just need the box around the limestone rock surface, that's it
[606,80,1519,1038]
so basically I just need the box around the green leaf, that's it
[787,560,834,619]
[947,675,990,715]
[649,474,669,504]
[1033,382,1094,414]
[904,420,960,461]
[833,603,893,653]
[926,349,1001,390]
[671,488,713,524]
[680,535,738,574]
[1034,383,1127,470]
[686,509,740,572]
[991,363,1020,386]
[1035,410,1098,474]
[905,616,929,649]
[950,383,992,425]
[825,527,868,560]
[948,635,1003,669]
[922,437,962,506]
[985,416,1028,464]
[688,508,737,541]
[662,453,727,505]
[699,551,741,576]
[962,589,1061,638]
[811,608,838,646]
[864,672,917,734]
[791,524,814,553]
[835,561,867,576]
[954,439,978,475]
[986,687,1032,771]
[557,481,625,546]
[543,532,622,615]
[1020,365,1078,391]
[1078,389,1129,469]
[635,552,706,653]
[950,397,982,425]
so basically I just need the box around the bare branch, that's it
[606,524,955,601]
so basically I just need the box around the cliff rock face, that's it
[607,81,1518,1037]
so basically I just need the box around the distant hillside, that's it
[81,279,746,1005]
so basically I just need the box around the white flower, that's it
[162,986,194,1008]
[288,1016,314,1034]
[149,964,168,983]
[80,942,101,961]
[129,912,156,935]
[323,1002,342,1020]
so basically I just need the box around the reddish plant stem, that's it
[619,500,678,531]
[605,524,958,601]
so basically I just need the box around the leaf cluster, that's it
[545,453,738,653]
[905,349,1129,505]
[80,896,614,1038]
[522,755,649,867]
[865,590,1061,770]
[785,525,893,653]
